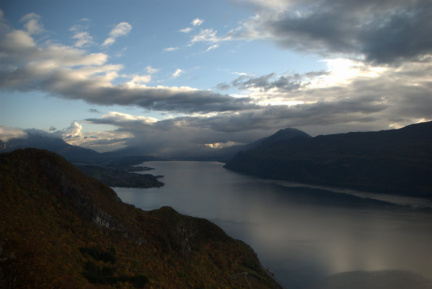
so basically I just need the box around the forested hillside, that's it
[0,149,275,288]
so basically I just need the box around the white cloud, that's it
[180,27,193,33]
[206,44,219,51]
[145,65,159,74]
[308,58,388,89]
[55,119,133,152]
[2,9,431,155]
[180,18,204,33]
[0,25,253,114]
[230,0,289,10]
[172,68,183,78]
[101,111,158,124]
[205,141,239,149]
[78,130,132,152]
[62,121,83,139]
[102,22,132,46]
[191,29,220,43]
[0,126,28,142]
[126,74,152,87]
[69,19,94,47]
[163,46,179,52]
[20,13,44,34]
[192,18,204,26]
[72,31,94,47]
[109,22,133,37]
[189,28,234,47]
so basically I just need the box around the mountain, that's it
[245,128,311,151]
[225,121,432,198]
[0,132,102,164]
[204,127,311,162]
[0,131,161,166]
[0,133,164,188]
[0,149,276,288]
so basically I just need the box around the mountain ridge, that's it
[197,127,311,162]
[224,121,432,198]
[0,131,159,165]
[244,128,311,151]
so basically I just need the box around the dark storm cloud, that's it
[242,0,432,64]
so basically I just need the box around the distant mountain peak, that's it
[246,127,311,151]
[271,127,311,140]
[225,121,432,197]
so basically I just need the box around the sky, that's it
[0,0,431,156]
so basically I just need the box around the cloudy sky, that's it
[1,0,431,156]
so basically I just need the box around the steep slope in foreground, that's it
[225,121,432,198]
[0,149,275,289]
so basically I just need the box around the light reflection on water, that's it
[113,161,432,289]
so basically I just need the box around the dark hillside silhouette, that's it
[0,149,275,288]
[225,121,432,198]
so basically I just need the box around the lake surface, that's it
[113,161,432,289]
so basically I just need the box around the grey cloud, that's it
[216,83,231,90]
[233,73,276,90]
[86,114,267,157]
[0,126,28,142]
[83,56,432,156]
[25,128,62,139]
[358,2,432,64]
[2,10,431,157]
[231,71,326,92]
[0,29,256,114]
[238,0,432,64]
[85,87,390,155]
[195,99,387,134]
[389,85,432,119]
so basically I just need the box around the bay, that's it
[113,161,432,289]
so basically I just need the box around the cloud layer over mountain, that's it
[1,0,431,156]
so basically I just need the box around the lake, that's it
[113,161,432,289]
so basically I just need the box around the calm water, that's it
[113,161,432,289]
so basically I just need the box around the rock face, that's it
[0,148,274,288]
[225,121,432,198]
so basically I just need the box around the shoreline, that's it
[267,179,432,209]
